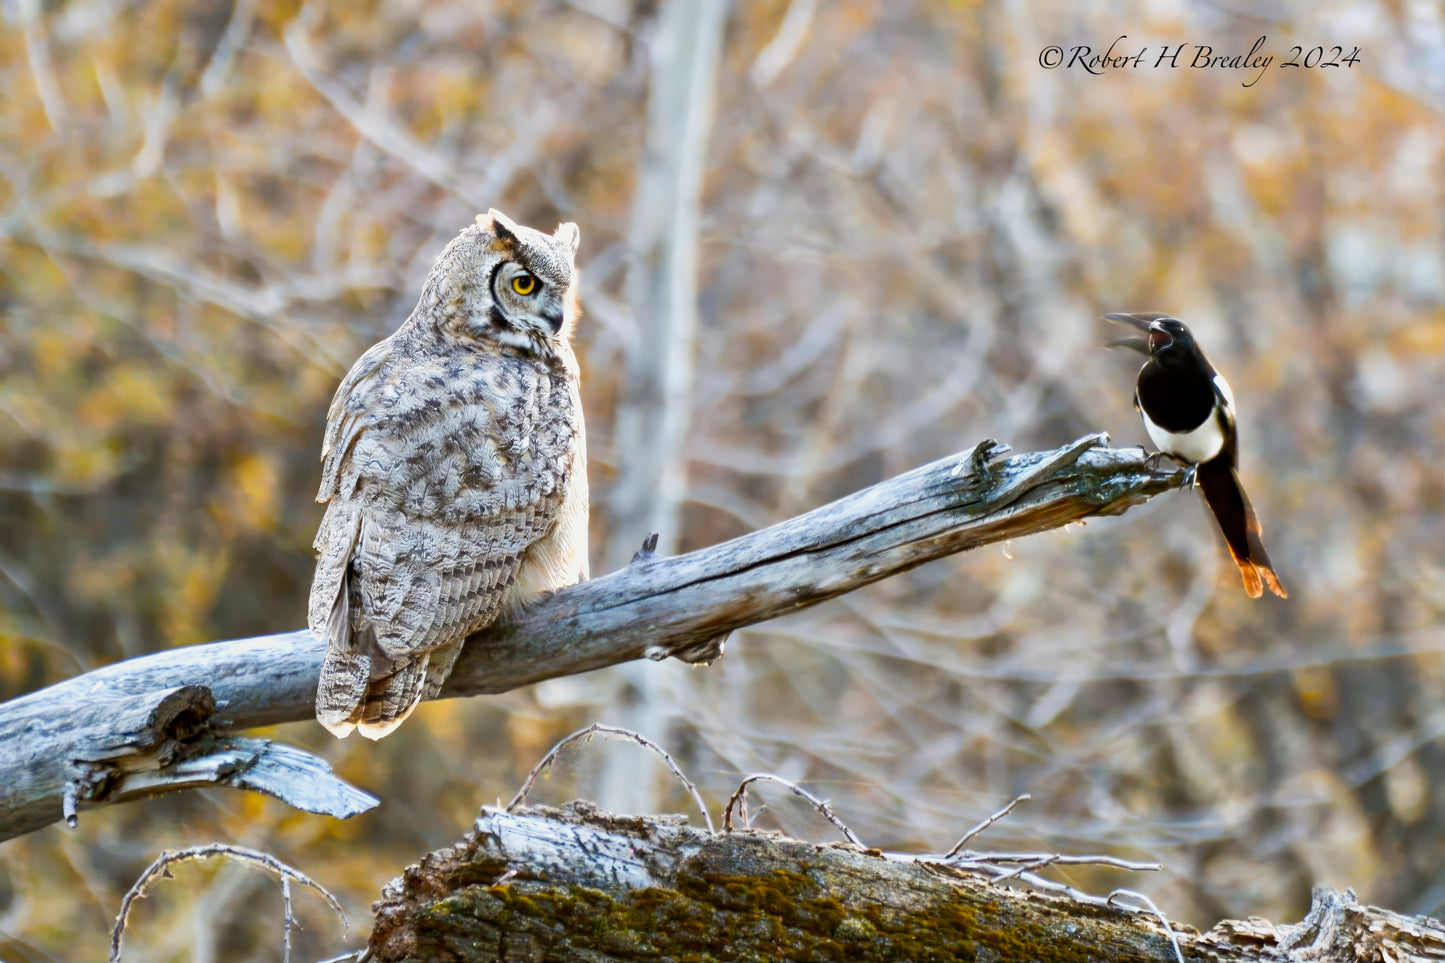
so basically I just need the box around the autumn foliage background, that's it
[0,1,1441,959]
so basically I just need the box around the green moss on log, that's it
[379,807,1185,962]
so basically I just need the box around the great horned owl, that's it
[309,210,588,740]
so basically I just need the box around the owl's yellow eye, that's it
[511,274,537,296]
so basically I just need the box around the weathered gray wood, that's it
[0,434,1179,842]
[1199,887,1445,961]
[0,681,376,844]
[367,802,1445,962]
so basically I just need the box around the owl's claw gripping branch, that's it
[0,434,1181,840]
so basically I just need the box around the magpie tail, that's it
[1195,458,1287,599]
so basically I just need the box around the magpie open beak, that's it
[1102,313,1151,355]
[1147,323,1173,353]
[1105,336,1149,355]
[1104,312,1149,329]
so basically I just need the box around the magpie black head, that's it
[1142,317,1200,367]
[1104,311,1215,373]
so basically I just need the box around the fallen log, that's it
[367,801,1445,963]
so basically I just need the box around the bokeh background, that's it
[1,0,1442,959]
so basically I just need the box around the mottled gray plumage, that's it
[310,210,589,739]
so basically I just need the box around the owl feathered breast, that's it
[310,214,585,739]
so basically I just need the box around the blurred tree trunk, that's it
[598,0,728,815]
[366,803,1445,963]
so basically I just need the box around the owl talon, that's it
[671,632,728,665]
[631,532,662,565]
[1181,463,1198,491]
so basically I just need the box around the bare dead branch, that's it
[17,0,69,132]
[0,435,1180,841]
[986,854,1057,884]
[942,851,1163,873]
[942,792,1030,858]
[750,0,817,86]
[109,843,346,963]
[884,790,1165,900]
[506,723,714,832]
[281,4,550,209]
[721,773,864,846]
[1109,889,1188,963]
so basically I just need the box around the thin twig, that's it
[1109,888,1187,963]
[942,793,1029,858]
[282,876,296,963]
[919,856,1167,913]
[506,723,714,832]
[947,852,1163,872]
[985,855,1058,884]
[109,844,346,963]
[722,773,865,847]
[874,792,1167,918]
[62,781,78,829]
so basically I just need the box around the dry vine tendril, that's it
[109,843,347,963]
[506,722,715,832]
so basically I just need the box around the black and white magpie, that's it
[1106,312,1287,599]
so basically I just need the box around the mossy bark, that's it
[364,802,1445,962]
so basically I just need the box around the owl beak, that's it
[543,309,565,334]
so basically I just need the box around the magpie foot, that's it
[1145,450,1193,490]
[952,438,1010,480]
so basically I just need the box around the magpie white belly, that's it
[1142,407,1225,464]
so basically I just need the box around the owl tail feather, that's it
[316,578,367,738]
[316,650,367,739]
[354,656,430,740]
[422,639,465,701]
[313,509,368,738]
[314,582,428,740]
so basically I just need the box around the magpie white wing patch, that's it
[1213,373,1235,410]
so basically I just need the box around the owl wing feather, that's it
[343,498,562,739]
[318,338,394,503]
[312,502,368,733]
[310,339,575,740]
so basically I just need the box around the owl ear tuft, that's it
[554,222,581,256]
[480,209,521,246]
